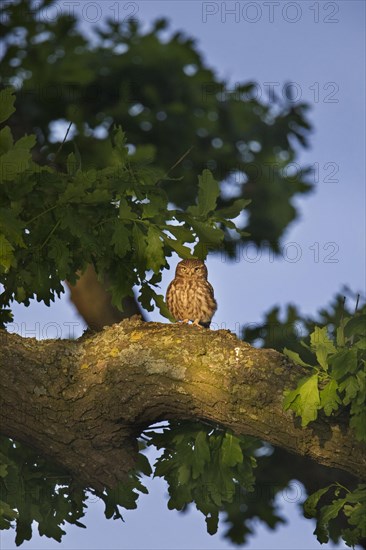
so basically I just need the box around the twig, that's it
[340,295,346,323]
[157,146,194,185]
[354,294,360,314]
[27,205,58,224]
[54,121,73,160]
[39,219,61,250]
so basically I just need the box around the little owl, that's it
[166,259,217,328]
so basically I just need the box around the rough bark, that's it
[1,317,364,491]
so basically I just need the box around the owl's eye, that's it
[194,267,200,271]
[181,267,187,272]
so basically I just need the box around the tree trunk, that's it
[1,317,364,491]
[66,264,143,331]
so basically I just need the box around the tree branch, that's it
[1,318,364,490]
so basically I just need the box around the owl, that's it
[166,259,217,328]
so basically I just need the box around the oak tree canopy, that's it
[0,2,365,547]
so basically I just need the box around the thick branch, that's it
[1,318,365,489]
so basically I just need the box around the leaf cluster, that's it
[281,312,366,548]
[0,437,86,546]
[1,424,287,547]
[0,0,313,253]
[0,88,248,323]
[145,421,257,536]
[304,483,366,548]
[242,288,364,354]
[0,435,153,547]
[241,292,366,547]
[283,315,366,441]
[241,290,366,440]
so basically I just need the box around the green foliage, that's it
[0,0,313,253]
[146,421,257,536]
[0,89,247,319]
[241,293,366,548]
[0,426,260,545]
[242,288,364,354]
[243,293,366,439]
[146,425,294,545]
[242,290,366,440]
[283,373,320,427]
[220,445,294,544]
[283,314,366,441]
[0,436,152,546]
[281,310,366,548]
[0,437,86,546]
[304,483,366,547]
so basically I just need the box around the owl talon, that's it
[192,319,203,328]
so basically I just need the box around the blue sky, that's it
[2,1,365,549]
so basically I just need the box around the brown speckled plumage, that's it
[166,259,217,328]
